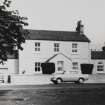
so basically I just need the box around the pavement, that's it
[0,74,105,86]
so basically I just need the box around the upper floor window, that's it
[72,43,78,54]
[35,42,40,52]
[97,61,104,71]
[72,62,78,70]
[54,43,60,52]
[35,62,41,72]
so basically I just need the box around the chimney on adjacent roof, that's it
[76,20,84,34]
[102,43,105,52]
[102,46,105,52]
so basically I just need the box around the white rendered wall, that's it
[0,59,19,76]
[19,40,90,74]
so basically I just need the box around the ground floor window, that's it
[57,61,64,71]
[97,61,104,71]
[35,62,41,72]
[72,62,78,70]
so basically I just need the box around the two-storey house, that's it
[19,28,91,75]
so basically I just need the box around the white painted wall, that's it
[0,59,19,75]
[11,74,52,85]
[19,40,90,74]
[8,59,19,74]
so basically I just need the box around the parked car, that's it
[51,71,89,84]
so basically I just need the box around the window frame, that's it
[35,62,41,72]
[57,61,64,71]
[97,61,104,71]
[72,43,78,54]
[54,43,60,52]
[72,62,78,70]
[35,42,40,52]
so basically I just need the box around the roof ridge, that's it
[28,29,77,33]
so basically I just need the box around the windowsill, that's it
[54,51,60,54]
[34,52,41,54]
[97,71,104,72]
[71,53,78,55]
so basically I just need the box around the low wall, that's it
[11,74,52,85]
[85,74,105,83]
[10,74,105,85]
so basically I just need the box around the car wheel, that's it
[53,81,57,84]
[57,78,62,84]
[78,78,84,83]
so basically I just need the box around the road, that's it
[0,83,105,105]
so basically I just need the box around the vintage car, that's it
[51,71,88,84]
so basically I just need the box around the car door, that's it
[62,72,71,82]
[69,74,78,82]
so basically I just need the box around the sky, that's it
[11,0,105,49]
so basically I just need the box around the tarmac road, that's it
[1,83,105,90]
[0,83,105,105]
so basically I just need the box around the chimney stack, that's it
[76,20,84,34]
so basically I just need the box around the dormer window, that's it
[35,42,40,52]
[54,43,60,52]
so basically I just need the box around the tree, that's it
[0,0,29,64]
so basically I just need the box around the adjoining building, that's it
[91,50,105,74]
[0,50,19,82]
[0,50,19,74]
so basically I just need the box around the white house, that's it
[19,29,91,75]
[91,50,105,74]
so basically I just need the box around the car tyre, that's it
[57,78,62,84]
[53,81,57,84]
[78,78,84,83]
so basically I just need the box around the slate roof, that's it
[91,51,105,60]
[26,30,90,42]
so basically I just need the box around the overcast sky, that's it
[11,0,105,49]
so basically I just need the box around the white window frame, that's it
[35,62,41,72]
[72,43,78,54]
[35,42,40,52]
[72,62,78,70]
[57,61,64,71]
[54,43,60,52]
[97,61,104,71]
